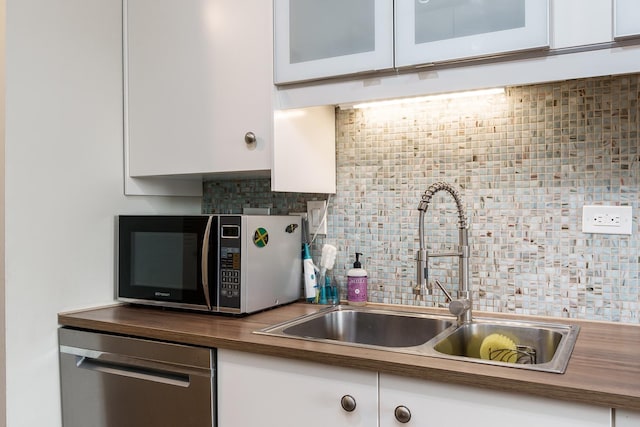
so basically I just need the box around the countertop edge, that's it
[57,304,640,412]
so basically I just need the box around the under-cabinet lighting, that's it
[274,109,307,119]
[347,87,505,110]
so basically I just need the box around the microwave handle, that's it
[201,215,213,310]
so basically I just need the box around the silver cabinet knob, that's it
[394,405,411,423]
[340,395,356,412]
[244,131,257,145]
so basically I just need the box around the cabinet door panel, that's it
[218,350,378,427]
[272,106,336,193]
[550,0,612,49]
[614,0,640,39]
[379,373,610,427]
[125,0,270,177]
[395,0,549,68]
[616,409,640,427]
[274,0,394,84]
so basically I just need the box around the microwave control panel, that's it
[219,216,241,310]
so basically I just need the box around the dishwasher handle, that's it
[61,345,202,387]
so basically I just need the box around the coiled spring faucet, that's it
[416,182,472,324]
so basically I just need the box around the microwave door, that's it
[117,215,213,311]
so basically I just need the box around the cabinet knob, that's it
[394,405,412,423]
[244,131,257,145]
[340,395,357,412]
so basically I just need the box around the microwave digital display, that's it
[221,225,240,238]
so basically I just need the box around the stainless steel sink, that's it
[256,305,455,348]
[431,318,579,373]
[256,305,579,374]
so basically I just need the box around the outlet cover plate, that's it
[582,205,632,235]
[307,200,327,235]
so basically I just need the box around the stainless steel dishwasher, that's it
[59,328,215,427]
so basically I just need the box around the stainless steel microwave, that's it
[117,215,302,314]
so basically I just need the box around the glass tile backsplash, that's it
[203,73,639,324]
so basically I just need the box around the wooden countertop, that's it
[58,302,640,411]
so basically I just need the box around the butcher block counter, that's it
[58,302,640,411]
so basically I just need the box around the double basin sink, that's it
[256,305,579,374]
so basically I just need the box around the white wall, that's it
[0,0,5,424]
[4,1,200,425]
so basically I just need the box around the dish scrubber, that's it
[479,333,518,363]
[318,244,337,304]
[319,244,337,278]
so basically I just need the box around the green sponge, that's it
[479,333,518,363]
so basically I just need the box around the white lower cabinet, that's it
[217,349,378,426]
[616,409,640,427]
[218,350,613,427]
[379,373,610,427]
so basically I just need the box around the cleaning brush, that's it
[318,244,337,304]
[319,244,337,277]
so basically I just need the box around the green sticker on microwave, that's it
[253,228,269,248]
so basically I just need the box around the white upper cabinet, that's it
[274,0,394,84]
[124,0,336,195]
[614,0,640,39]
[277,0,640,109]
[272,106,336,193]
[550,0,613,49]
[395,0,549,68]
[125,0,271,178]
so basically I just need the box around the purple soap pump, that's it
[347,252,367,306]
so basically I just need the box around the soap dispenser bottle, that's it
[347,252,367,306]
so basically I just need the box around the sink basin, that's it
[256,305,579,374]
[431,319,579,373]
[256,305,455,348]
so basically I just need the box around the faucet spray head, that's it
[416,248,432,295]
[417,181,468,229]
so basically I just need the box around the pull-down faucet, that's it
[416,182,472,324]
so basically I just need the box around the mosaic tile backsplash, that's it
[203,73,640,324]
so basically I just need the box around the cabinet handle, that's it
[340,395,357,412]
[244,131,257,145]
[394,405,412,423]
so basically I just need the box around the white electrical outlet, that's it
[582,205,632,235]
[307,200,327,235]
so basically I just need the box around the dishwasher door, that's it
[59,328,215,427]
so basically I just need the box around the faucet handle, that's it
[449,298,471,317]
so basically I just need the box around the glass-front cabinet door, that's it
[274,0,394,84]
[395,0,549,68]
[614,0,640,39]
